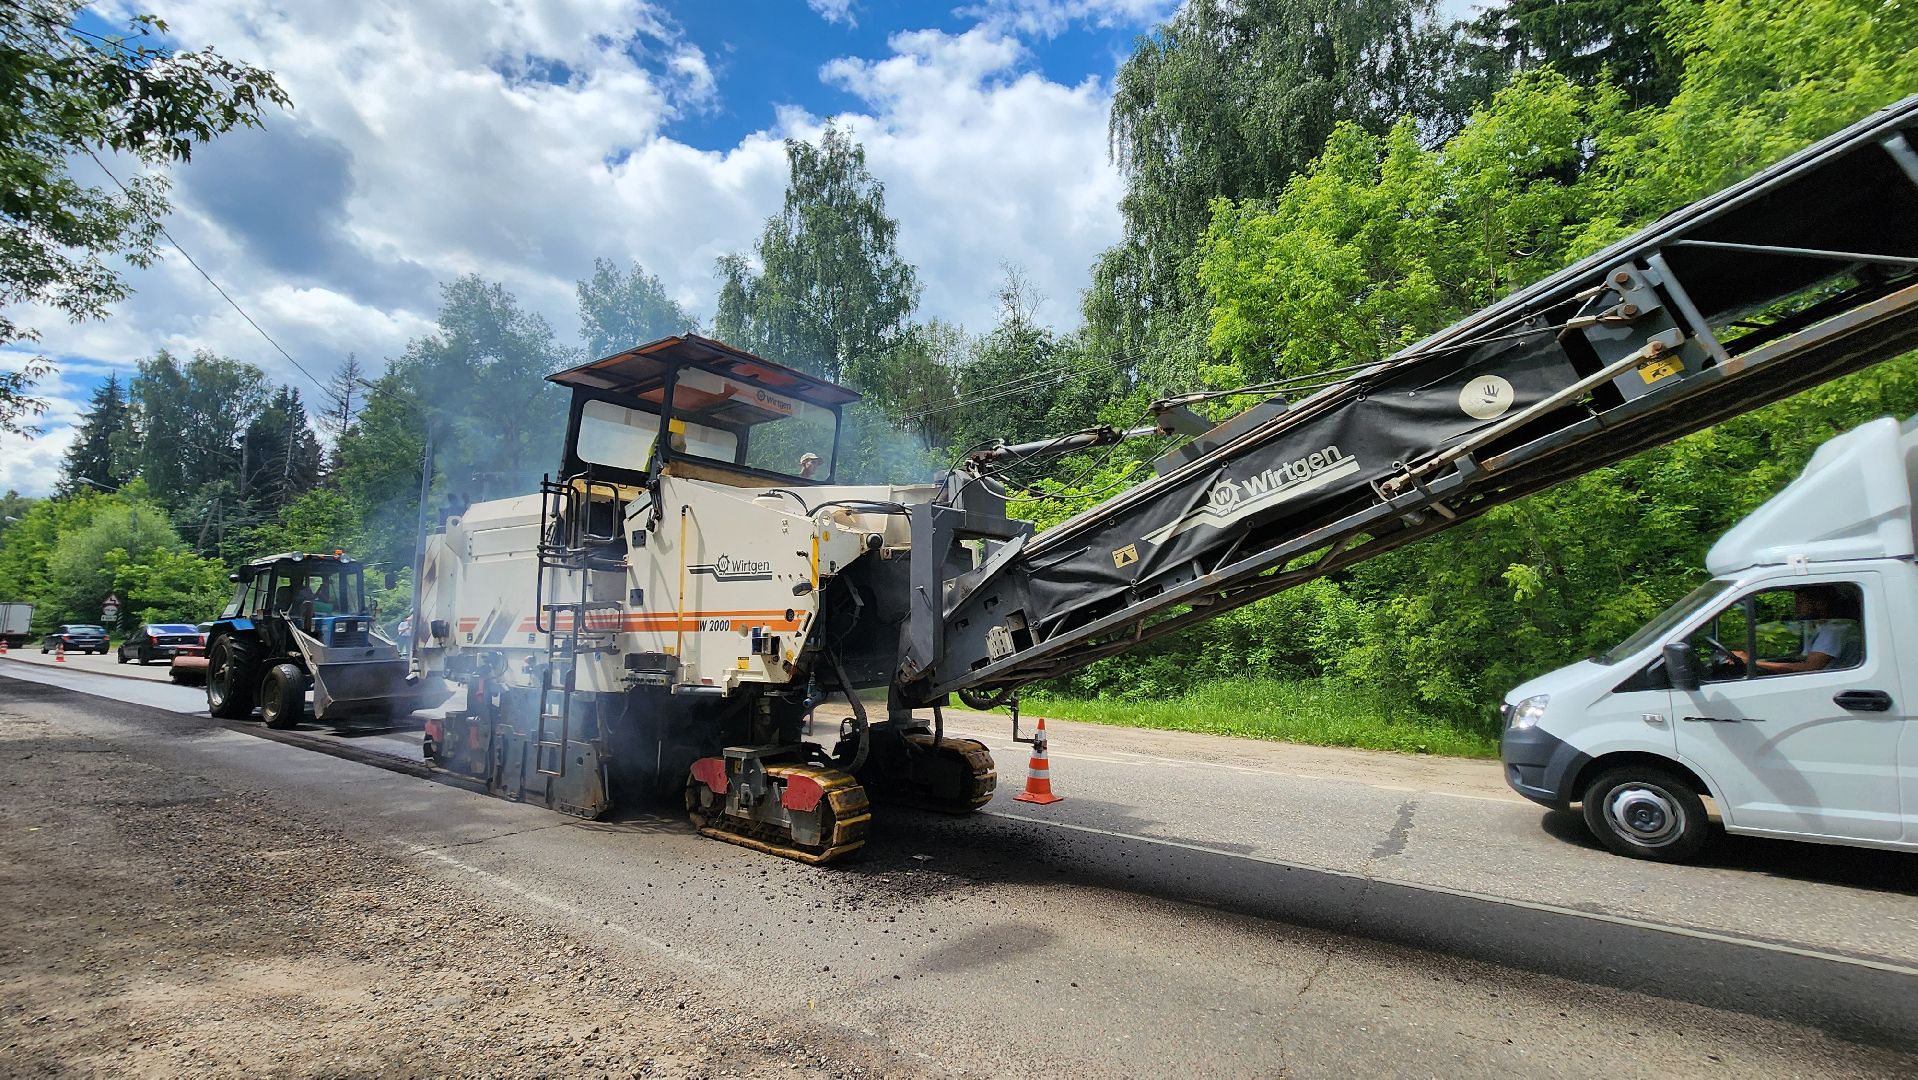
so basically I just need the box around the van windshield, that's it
[1598,578,1736,664]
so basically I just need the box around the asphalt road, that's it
[4,654,1916,1076]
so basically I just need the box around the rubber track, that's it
[690,764,873,865]
[893,735,997,814]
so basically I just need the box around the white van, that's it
[1501,415,1918,861]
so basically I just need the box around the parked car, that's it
[117,623,203,665]
[41,625,108,654]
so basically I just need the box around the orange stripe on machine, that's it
[507,610,804,634]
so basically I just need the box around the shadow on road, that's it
[836,806,1918,1055]
[1537,806,1918,894]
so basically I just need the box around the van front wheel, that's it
[1581,767,1711,863]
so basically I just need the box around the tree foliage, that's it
[58,373,134,494]
[1167,0,1918,722]
[714,123,919,387]
[0,0,287,432]
[577,258,692,357]
[1469,0,1679,107]
[334,276,572,568]
[1089,0,1487,387]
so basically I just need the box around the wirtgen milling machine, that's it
[418,95,1918,862]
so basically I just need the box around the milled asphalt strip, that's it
[983,808,1918,978]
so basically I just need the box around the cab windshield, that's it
[267,565,366,617]
[1597,578,1735,664]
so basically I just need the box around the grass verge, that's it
[1017,677,1499,759]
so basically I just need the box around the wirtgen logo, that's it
[1143,444,1359,545]
[689,554,774,581]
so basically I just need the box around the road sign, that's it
[101,592,121,623]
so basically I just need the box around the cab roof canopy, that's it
[242,552,356,573]
[548,334,861,410]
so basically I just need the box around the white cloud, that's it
[6,2,1133,494]
[957,0,1177,38]
[0,351,86,496]
[819,27,1125,330]
[807,0,857,26]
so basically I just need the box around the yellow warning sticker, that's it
[1637,356,1683,384]
[737,657,750,670]
[1112,543,1139,569]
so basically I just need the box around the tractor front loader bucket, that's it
[294,629,452,723]
[311,657,451,722]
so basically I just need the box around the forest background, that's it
[3,0,1915,754]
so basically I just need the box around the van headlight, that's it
[1508,694,1549,731]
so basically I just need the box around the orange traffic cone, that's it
[1013,716,1062,805]
[54,642,66,663]
[0,638,8,654]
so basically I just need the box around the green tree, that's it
[127,349,269,518]
[238,384,323,521]
[0,0,287,432]
[336,277,571,569]
[58,372,134,493]
[1468,0,1680,108]
[713,122,919,387]
[41,488,177,626]
[1200,73,1627,385]
[577,258,692,357]
[225,488,360,563]
[1174,0,1918,721]
[1089,0,1483,387]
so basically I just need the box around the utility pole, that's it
[408,423,435,675]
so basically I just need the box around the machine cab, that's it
[220,553,376,648]
[547,334,861,492]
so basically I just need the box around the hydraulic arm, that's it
[900,93,1918,705]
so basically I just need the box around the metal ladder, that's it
[533,472,625,778]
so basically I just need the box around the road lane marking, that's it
[981,809,1918,979]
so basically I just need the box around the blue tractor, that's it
[203,551,447,728]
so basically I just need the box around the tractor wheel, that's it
[260,663,306,730]
[206,636,260,719]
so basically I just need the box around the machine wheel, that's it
[260,663,306,729]
[1582,766,1711,863]
[206,636,260,719]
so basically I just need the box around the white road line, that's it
[982,810,1918,978]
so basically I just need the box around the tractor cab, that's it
[546,334,860,491]
[220,552,375,649]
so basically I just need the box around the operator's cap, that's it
[800,452,821,464]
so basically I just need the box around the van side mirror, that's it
[1663,642,1699,692]
[384,571,397,590]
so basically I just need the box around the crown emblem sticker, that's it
[1459,375,1515,420]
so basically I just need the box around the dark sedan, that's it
[118,623,203,665]
[41,624,108,655]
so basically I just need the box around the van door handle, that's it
[1833,690,1893,712]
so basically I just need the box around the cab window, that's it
[1686,581,1865,683]
[577,398,662,471]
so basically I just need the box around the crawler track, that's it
[686,764,873,865]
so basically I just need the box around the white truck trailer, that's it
[1502,415,1918,860]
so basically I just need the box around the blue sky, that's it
[658,1,1147,147]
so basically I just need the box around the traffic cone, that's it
[54,642,66,663]
[0,638,8,655]
[1013,716,1063,805]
